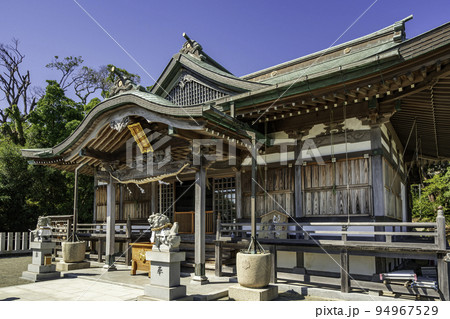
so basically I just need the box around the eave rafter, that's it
[231,58,450,125]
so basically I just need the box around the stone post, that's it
[7,232,13,251]
[14,232,21,251]
[22,232,28,251]
[436,207,449,301]
[0,233,5,252]
[436,206,447,250]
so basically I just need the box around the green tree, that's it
[0,141,36,231]
[27,80,84,148]
[411,167,450,222]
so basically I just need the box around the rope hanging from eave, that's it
[109,163,190,185]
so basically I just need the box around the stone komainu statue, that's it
[147,213,181,251]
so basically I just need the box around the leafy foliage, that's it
[0,40,146,232]
[0,141,35,231]
[27,80,84,148]
[411,167,450,222]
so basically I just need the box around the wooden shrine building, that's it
[22,16,450,298]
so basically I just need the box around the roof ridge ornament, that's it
[109,66,147,97]
[180,32,207,61]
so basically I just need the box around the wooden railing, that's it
[76,221,151,240]
[217,213,448,251]
[174,211,214,234]
[215,208,450,300]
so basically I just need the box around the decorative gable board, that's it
[163,71,231,106]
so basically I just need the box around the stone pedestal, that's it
[22,241,60,282]
[228,284,278,301]
[143,250,188,301]
[56,261,91,271]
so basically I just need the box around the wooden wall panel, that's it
[242,166,295,218]
[96,183,153,222]
[303,158,371,216]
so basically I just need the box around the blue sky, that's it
[1,0,449,97]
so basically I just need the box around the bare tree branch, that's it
[0,39,38,144]
[46,56,84,91]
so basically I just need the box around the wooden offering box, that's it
[130,242,153,277]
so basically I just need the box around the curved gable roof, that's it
[22,90,205,160]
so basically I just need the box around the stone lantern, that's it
[22,216,61,282]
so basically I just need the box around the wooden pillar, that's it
[250,135,257,253]
[125,216,131,266]
[370,126,385,217]
[215,241,223,277]
[119,184,124,221]
[340,249,350,293]
[97,239,103,263]
[192,158,208,284]
[270,245,277,283]
[93,170,98,223]
[294,140,303,218]
[235,170,242,219]
[293,251,305,273]
[66,218,72,242]
[73,163,85,241]
[150,182,158,214]
[104,175,116,270]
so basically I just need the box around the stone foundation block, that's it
[21,270,60,282]
[56,261,90,272]
[228,284,278,301]
[144,284,187,301]
[27,264,56,273]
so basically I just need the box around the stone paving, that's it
[0,257,399,301]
